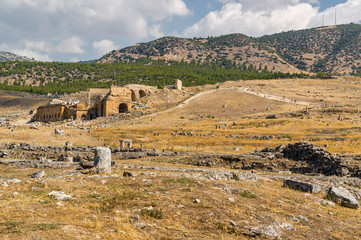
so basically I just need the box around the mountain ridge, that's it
[99,23,361,75]
[0,51,34,62]
[99,34,301,73]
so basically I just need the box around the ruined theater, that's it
[33,85,151,122]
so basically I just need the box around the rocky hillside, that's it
[259,24,361,74]
[99,34,301,73]
[100,23,361,75]
[0,51,34,62]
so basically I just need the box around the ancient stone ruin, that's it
[175,79,182,90]
[94,147,112,174]
[33,85,156,122]
[120,140,133,149]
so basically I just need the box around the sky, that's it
[0,0,359,62]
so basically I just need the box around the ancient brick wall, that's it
[72,103,89,120]
[34,104,66,122]
[34,86,135,122]
[101,86,133,116]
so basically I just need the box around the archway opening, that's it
[119,103,128,113]
[139,90,146,98]
[81,114,87,120]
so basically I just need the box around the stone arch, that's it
[81,114,87,120]
[131,90,136,101]
[139,90,146,98]
[119,103,128,113]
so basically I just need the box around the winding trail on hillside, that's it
[234,87,312,106]
[142,89,218,118]
[141,86,312,119]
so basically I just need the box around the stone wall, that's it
[101,86,133,116]
[34,104,67,122]
[34,103,91,122]
[35,86,136,122]
[125,84,157,101]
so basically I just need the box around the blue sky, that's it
[0,0,359,62]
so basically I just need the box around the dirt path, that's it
[143,86,312,118]
[142,89,218,118]
[234,87,312,106]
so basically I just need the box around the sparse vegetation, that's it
[140,209,164,219]
[0,60,307,94]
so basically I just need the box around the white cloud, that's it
[306,0,320,4]
[149,24,165,39]
[13,49,52,62]
[184,1,317,37]
[1,0,190,38]
[0,0,190,61]
[24,40,51,52]
[185,0,361,38]
[309,0,361,27]
[92,40,117,57]
[56,36,86,54]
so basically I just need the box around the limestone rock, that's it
[283,179,321,193]
[250,220,294,239]
[94,147,111,174]
[80,161,94,169]
[48,191,73,201]
[7,179,21,184]
[327,186,359,209]
[0,151,7,158]
[55,129,65,135]
[31,170,45,178]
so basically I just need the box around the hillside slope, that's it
[0,51,34,62]
[99,34,301,73]
[100,23,361,75]
[259,24,361,74]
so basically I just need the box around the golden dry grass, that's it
[0,161,360,240]
[0,77,361,239]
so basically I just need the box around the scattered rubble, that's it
[249,220,294,239]
[48,191,73,201]
[123,171,137,177]
[31,170,45,178]
[54,129,65,135]
[80,161,94,169]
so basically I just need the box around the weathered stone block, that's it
[327,186,359,209]
[31,170,45,178]
[65,141,73,151]
[283,179,321,193]
[64,156,73,163]
[175,79,182,90]
[94,147,111,174]
[55,129,65,135]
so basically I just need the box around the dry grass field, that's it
[0,160,360,240]
[0,77,360,239]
